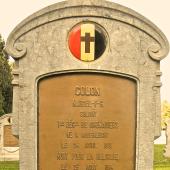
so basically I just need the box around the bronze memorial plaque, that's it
[4,125,19,147]
[38,73,136,170]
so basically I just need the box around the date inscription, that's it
[38,74,136,170]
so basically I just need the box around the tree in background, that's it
[161,100,170,130]
[0,34,12,116]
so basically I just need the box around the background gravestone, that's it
[0,114,19,161]
[164,119,170,157]
[4,0,169,170]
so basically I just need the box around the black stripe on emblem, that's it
[95,30,106,59]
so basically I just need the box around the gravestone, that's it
[4,0,169,170]
[164,119,170,157]
[0,114,19,161]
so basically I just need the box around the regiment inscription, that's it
[38,73,136,170]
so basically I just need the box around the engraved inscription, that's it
[38,73,136,170]
[80,111,96,117]
[81,132,108,138]
[85,143,96,149]
[57,152,68,160]
[86,165,97,170]
[57,121,119,129]
[72,100,103,108]
[75,86,100,96]
[96,153,119,160]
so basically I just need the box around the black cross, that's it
[81,33,95,53]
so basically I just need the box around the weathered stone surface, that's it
[4,0,169,170]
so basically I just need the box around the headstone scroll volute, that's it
[4,0,169,170]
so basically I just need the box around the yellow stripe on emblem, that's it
[81,23,95,61]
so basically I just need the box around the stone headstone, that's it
[4,0,169,170]
[0,114,19,161]
[164,119,170,157]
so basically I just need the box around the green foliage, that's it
[161,101,170,129]
[0,34,12,116]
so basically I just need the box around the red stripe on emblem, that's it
[69,25,81,59]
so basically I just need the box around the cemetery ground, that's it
[0,161,18,170]
[0,145,169,170]
[154,145,170,170]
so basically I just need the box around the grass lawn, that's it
[154,145,170,170]
[0,145,170,170]
[0,161,19,170]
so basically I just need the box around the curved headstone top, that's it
[3,1,169,169]
[5,0,169,61]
